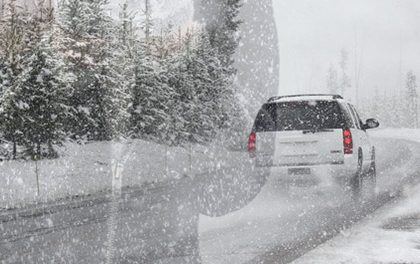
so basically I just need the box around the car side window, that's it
[346,104,360,129]
[349,104,364,130]
[339,103,355,129]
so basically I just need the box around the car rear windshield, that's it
[254,100,347,132]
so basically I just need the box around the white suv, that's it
[248,94,380,194]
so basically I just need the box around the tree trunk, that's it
[37,142,41,159]
[12,139,16,160]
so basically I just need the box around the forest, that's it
[0,0,247,160]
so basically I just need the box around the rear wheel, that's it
[365,147,377,196]
[350,150,363,199]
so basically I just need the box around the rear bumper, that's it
[256,154,358,181]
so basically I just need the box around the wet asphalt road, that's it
[0,137,419,264]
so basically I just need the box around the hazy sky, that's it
[108,0,193,30]
[273,0,420,101]
[107,0,420,102]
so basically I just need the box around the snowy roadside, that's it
[290,128,420,264]
[0,128,416,214]
[369,127,420,143]
[290,183,420,264]
[0,139,248,210]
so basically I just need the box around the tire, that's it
[368,147,377,182]
[350,150,363,200]
[366,147,377,196]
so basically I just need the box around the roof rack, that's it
[267,94,343,103]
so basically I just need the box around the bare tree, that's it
[326,65,339,94]
[142,0,152,44]
[406,71,418,128]
[339,48,351,96]
[0,0,5,19]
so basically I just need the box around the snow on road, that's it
[290,184,420,264]
[288,128,420,264]
[1,129,419,263]
[287,128,420,264]
[199,128,420,264]
[370,128,420,143]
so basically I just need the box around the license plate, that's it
[288,168,311,175]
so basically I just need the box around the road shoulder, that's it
[291,182,420,264]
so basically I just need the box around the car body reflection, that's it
[111,162,269,263]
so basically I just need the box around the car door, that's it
[349,104,372,167]
[342,103,361,152]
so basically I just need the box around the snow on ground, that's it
[290,183,420,264]
[0,127,415,210]
[0,139,248,209]
[370,127,420,143]
[199,128,420,235]
[198,128,420,264]
[290,128,420,264]
[371,128,420,195]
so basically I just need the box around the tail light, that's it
[343,128,353,154]
[248,132,256,158]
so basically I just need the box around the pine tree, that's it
[115,1,137,137]
[59,0,128,141]
[157,56,179,145]
[0,0,33,158]
[0,50,14,153]
[0,0,26,66]
[24,0,54,54]
[160,30,218,146]
[169,30,246,147]
[0,57,12,97]
[58,0,91,139]
[201,0,246,143]
[152,25,177,60]
[129,1,162,142]
[0,31,70,159]
[180,33,215,144]
[118,1,136,48]
[130,47,172,143]
[204,0,241,70]
[0,0,28,87]
[129,5,182,144]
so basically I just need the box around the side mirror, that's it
[363,118,380,130]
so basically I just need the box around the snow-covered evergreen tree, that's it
[129,4,172,143]
[152,25,178,60]
[118,1,136,49]
[178,2,242,148]
[0,31,70,159]
[59,0,128,141]
[0,0,248,155]
[156,56,179,146]
[142,0,152,44]
[130,50,164,140]
[179,32,215,144]
[0,58,13,97]
[114,1,137,137]
[0,0,38,158]
[0,0,28,88]
[201,0,247,146]
[204,0,241,70]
